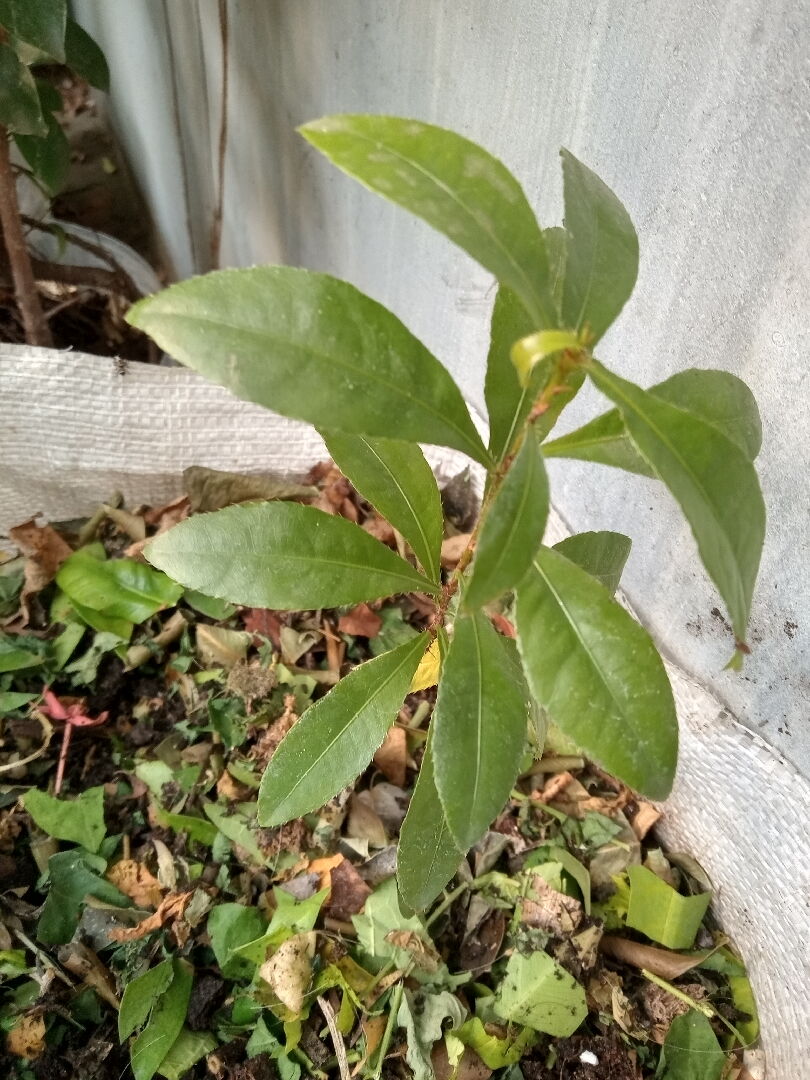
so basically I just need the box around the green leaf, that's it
[64,18,109,90]
[23,785,105,853]
[204,802,265,865]
[515,546,677,799]
[157,808,217,847]
[0,43,46,135]
[14,93,70,195]
[183,589,236,620]
[208,903,266,979]
[321,432,443,582]
[157,1029,217,1080]
[258,635,424,826]
[658,1011,725,1080]
[353,877,426,973]
[127,267,486,464]
[433,613,529,851]
[455,1017,536,1068]
[0,631,46,672]
[524,844,591,915]
[552,531,631,595]
[588,361,765,641]
[493,950,587,1036]
[397,734,463,911]
[484,286,540,463]
[56,548,182,623]
[543,369,762,472]
[397,988,467,1080]
[38,848,129,945]
[130,959,193,1080]
[300,114,556,328]
[727,971,759,1045]
[0,0,66,61]
[544,226,567,310]
[147,502,434,612]
[626,865,711,950]
[559,148,638,344]
[119,959,175,1041]
[464,434,549,610]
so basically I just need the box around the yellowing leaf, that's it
[260,932,316,1015]
[410,638,441,691]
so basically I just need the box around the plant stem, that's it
[425,881,470,929]
[0,127,52,347]
[372,979,404,1080]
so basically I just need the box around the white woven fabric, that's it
[1,349,807,1073]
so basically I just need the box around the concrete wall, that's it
[73,0,809,774]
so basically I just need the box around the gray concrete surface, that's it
[73,0,809,773]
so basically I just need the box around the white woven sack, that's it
[1,348,807,1076]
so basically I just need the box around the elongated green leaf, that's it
[433,613,529,851]
[626,865,711,950]
[130,959,192,1080]
[397,735,463,911]
[0,632,46,672]
[146,502,434,610]
[552,531,631,595]
[0,0,66,61]
[119,959,175,1041]
[484,287,539,463]
[56,548,182,623]
[588,361,765,641]
[24,785,105,852]
[560,149,638,343]
[0,43,46,135]
[322,432,443,583]
[544,225,567,310]
[300,115,556,328]
[659,1011,725,1080]
[258,635,425,826]
[64,18,109,90]
[515,547,677,799]
[128,267,486,464]
[14,83,70,195]
[157,1028,218,1080]
[465,435,549,610]
[543,369,762,472]
[493,950,587,1036]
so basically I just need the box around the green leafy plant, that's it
[0,0,108,345]
[128,115,765,910]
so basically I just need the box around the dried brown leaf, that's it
[7,1014,46,1060]
[520,874,583,935]
[630,800,662,840]
[184,465,315,512]
[328,858,372,921]
[600,934,706,980]
[338,603,383,638]
[9,518,72,622]
[441,533,472,570]
[260,931,316,1014]
[109,889,193,942]
[373,726,407,787]
[106,858,164,908]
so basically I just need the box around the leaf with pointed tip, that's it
[146,502,436,611]
[258,635,425,826]
[433,613,529,851]
[0,43,46,135]
[0,0,66,61]
[397,734,463,911]
[128,267,486,464]
[321,432,443,583]
[300,114,557,328]
[588,361,765,641]
[64,19,109,90]
[543,369,762,473]
[552,531,631,596]
[515,546,677,799]
[560,149,638,344]
[465,435,549,610]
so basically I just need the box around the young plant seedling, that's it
[128,115,765,910]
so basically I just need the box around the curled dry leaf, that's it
[184,464,315,512]
[520,874,583,936]
[385,929,441,973]
[328,857,372,920]
[109,889,193,942]
[338,603,382,638]
[260,931,316,1014]
[629,800,662,840]
[307,853,344,890]
[58,941,119,1010]
[6,1014,46,1060]
[106,858,164,909]
[9,518,72,623]
[599,934,706,980]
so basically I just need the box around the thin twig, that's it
[0,128,52,346]
[210,0,229,268]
